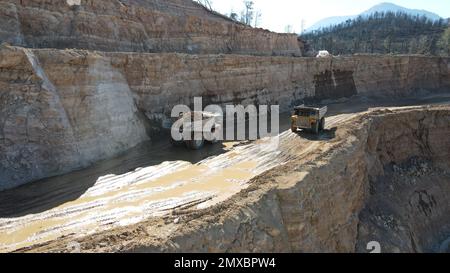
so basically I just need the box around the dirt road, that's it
[1,94,449,252]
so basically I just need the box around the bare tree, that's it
[254,10,262,28]
[241,0,254,26]
[300,19,306,34]
[285,25,294,33]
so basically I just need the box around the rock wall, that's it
[356,109,450,252]
[34,48,450,124]
[1,45,449,190]
[0,46,149,190]
[0,0,302,56]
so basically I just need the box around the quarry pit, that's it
[1,101,449,253]
[0,0,449,253]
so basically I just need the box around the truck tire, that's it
[319,118,325,131]
[312,122,319,134]
[170,122,185,147]
[205,126,218,144]
[186,139,205,150]
[170,137,185,147]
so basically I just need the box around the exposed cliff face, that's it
[0,0,301,56]
[356,158,450,253]
[356,109,450,252]
[0,46,149,190]
[1,45,450,190]
[275,107,450,253]
[33,48,450,119]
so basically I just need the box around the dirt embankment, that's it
[21,106,449,253]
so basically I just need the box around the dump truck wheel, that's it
[205,126,218,143]
[319,118,325,131]
[186,139,205,150]
[312,122,319,134]
[170,137,184,147]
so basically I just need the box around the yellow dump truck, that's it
[291,105,328,134]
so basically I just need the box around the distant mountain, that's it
[306,2,442,32]
[360,2,441,20]
[306,15,358,32]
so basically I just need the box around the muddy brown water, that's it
[1,93,450,252]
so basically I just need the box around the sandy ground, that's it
[1,94,450,253]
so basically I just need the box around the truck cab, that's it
[291,105,328,134]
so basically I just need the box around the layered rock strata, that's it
[1,44,450,189]
[0,0,302,56]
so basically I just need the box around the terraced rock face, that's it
[0,0,301,56]
[1,44,450,190]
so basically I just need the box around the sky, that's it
[209,0,450,33]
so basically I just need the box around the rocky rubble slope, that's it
[0,0,301,56]
[356,157,450,252]
[1,44,450,190]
